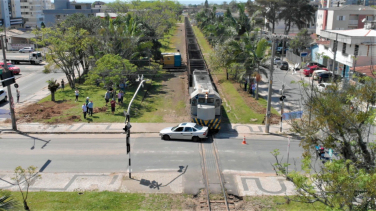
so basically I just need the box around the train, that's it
[185,17,222,130]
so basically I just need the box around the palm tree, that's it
[47,79,60,102]
[278,0,316,35]
[0,191,18,210]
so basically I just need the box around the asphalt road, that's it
[0,134,303,175]
[0,62,65,118]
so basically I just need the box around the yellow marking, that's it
[204,120,209,125]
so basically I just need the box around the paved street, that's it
[0,62,65,119]
[0,134,302,195]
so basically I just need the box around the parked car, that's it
[274,57,281,65]
[0,62,20,74]
[317,83,333,92]
[304,65,328,77]
[280,61,289,70]
[0,89,7,102]
[159,122,208,141]
[312,70,329,80]
[306,62,326,68]
[19,47,34,53]
[318,72,342,83]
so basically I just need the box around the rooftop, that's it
[323,28,376,37]
[319,5,376,11]
[351,65,376,79]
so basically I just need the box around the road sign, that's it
[300,52,308,57]
[14,83,19,88]
[279,96,286,101]
[282,111,303,120]
[0,71,15,87]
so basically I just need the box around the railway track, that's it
[199,135,235,210]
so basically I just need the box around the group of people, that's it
[81,97,94,119]
[105,90,124,114]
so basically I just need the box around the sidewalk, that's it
[0,122,293,137]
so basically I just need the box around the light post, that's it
[123,75,146,179]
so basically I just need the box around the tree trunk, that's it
[256,63,260,100]
[51,91,55,102]
[23,201,30,211]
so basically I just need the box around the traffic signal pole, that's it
[1,35,17,130]
[123,75,146,179]
[265,40,276,133]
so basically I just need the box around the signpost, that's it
[300,52,308,57]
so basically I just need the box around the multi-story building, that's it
[316,5,376,35]
[43,0,100,27]
[0,0,23,28]
[314,20,376,79]
[20,0,52,28]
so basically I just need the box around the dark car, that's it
[280,62,289,70]
[318,72,342,83]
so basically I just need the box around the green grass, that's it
[160,26,178,53]
[37,72,174,123]
[192,26,279,124]
[5,190,328,211]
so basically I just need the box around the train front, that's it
[190,70,222,131]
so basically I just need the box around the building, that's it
[316,5,376,36]
[43,0,100,27]
[314,20,376,79]
[346,0,376,6]
[0,0,23,28]
[20,0,52,28]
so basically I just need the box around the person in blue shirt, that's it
[87,101,94,116]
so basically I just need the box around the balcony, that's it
[349,20,358,25]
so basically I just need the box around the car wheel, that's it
[192,136,200,142]
[162,135,170,140]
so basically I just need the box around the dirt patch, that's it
[93,106,107,113]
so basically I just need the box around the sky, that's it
[52,0,249,6]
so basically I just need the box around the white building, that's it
[0,0,23,28]
[316,21,376,78]
[316,5,376,36]
[20,0,52,28]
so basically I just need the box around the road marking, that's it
[145,169,178,172]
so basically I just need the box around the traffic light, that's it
[280,95,286,101]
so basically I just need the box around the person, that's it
[120,90,124,104]
[118,91,122,105]
[105,90,110,106]
[75,89,79,102]
[16,89,20,103]
[82,103,87,119]
[318,146,325,160]
[86,97,89,106]
[87,101,93,116]
[61,79,65,90]
[110,99,116,114]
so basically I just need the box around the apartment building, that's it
[315,21,376,79]
[43,0,100,27]
[20,0,52,28]
[0,0,23,28]
[316,5,376,35]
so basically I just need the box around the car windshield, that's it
[171,125,179,131]
[194,124,203,130]
[7,65,15,68]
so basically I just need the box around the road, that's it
[0,61,65,118]
[0,134,303,194]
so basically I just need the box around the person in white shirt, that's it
[82,103,87,119]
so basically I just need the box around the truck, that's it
[0,52,43,65]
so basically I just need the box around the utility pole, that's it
[265,39,276,133]
[1,35,17,130]
[331,33,338,83]
[123,75,146,179]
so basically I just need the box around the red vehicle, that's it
[0,62,20,75]
[303,65,328,77]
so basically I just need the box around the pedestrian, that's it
[110,98,116,114]
[16,89,20,103]
[82,103,87,119]
[120,90,124,104]
[87,100,93,116]
[61,79,65,90]
[96,79,100,87]
[118,91,122,105]
[86,97,89,106]
[105,90,110,106]
[112,89,117,100]
[75,89,79,102]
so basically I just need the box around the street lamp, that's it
[123,74,147,179]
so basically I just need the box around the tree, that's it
[255,0,281,33]
[47,79,60,102]
[85,54,137,88]
[289,28,312,55]
[12,166,41,211]
[0,190,18,210]
[278,0,316,35]
[272,78,376,210]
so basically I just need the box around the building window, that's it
[337,16,345,21]
[56,15,61,19]
[342,43,346,54]
[21,12,29,15]
[75,5,82,9]
[354,45,359,56]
